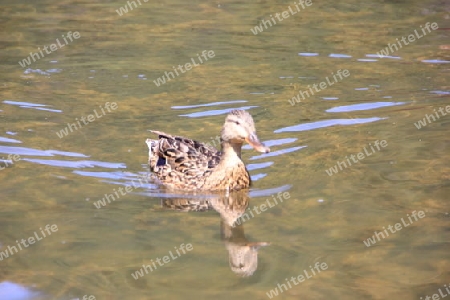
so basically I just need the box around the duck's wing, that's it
[148,130,221,178]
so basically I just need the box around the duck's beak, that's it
[145,138,152,148]
[246,133,270,153]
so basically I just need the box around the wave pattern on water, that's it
[3,100,62,113]
[275,118,386,133]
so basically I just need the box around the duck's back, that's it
[147,131,251,191]
[146,131,221,190]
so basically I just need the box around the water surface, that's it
[1,0,449,299]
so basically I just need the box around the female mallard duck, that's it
[146,110,270,191]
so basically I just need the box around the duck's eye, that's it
[234,121,240,125]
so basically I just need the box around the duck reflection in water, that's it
[162,190,270,277]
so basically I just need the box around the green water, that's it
[0,0,449,299]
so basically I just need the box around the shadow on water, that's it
[161,190,274,277]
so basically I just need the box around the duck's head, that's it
[221,110,270,153]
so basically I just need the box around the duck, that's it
[145,109,270,191]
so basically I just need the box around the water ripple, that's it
[422,59,450,64]
[135,183,292,199]
[0,146,88,157]
[22,158,126,169]
[243,138,297,150]
[430,90,450,95]
[172,100,247,110]
[366,54,401,59]
[329,53,352,58]
[0,137,21,143]
[3,100,61,113]
[249,184,292,198]
[298,52,319,56]
[357,59,378,62]
[251,173,267,181]
[250,146,306,160]
[4,100,47,107]
[25,106,62,113]
[247,161,274,171]
[0,281,41,300]
[23,68,62,75]
[179,106,257,118]
[275,117,385,133]
[326,101,406,113]
[73,171,136,180]
[100,179,157,190]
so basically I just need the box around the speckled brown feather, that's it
[146,110,269,191]
[147,130,223,190]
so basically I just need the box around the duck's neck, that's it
[220,141,243,162]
